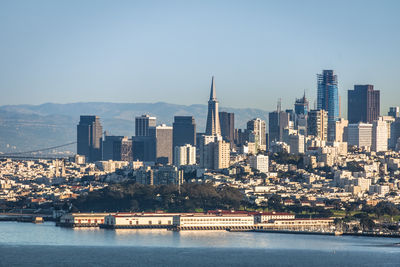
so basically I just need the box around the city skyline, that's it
[1,1,400,115]
[2,2,400,266]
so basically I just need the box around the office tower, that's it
[372,117,388,152]
[77,115,103,162]
[295,92,309,116]
[103,135,124,160]
[132,136,155,162]
[269,108,290,145]
[381,116,395,142]
[199,135,230,170]
[308,109,328,141]
[388,107,400,118]
[334,118,348,142]
[289,133,305,154]
[173,116,196,150]
[219,111,235,148]
[174,144,196,167]
[347,123,373,148]
[268,111,280,144]
[390,118,400,149]
[249,155,269,173]
[150,124,173,165]
[205,76,221,136]
[317,70,340,141]
[102,135,133,161]
[297,114,308,136]
[135,114,156,136]
[285,109,295,123]
[119,138,133,162]
[247,118,266,151]
[348,85,380,123]
[213,139,230,169]
[234,129,247,147]
[199,135,219,169]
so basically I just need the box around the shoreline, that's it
[2,220,400,239]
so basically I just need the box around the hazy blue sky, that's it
[1,0,399,114]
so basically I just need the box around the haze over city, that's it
[1,0,400,115]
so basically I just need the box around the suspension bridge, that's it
[0,142,77,160]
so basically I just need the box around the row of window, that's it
[181,218,251,222]
[182,221,251,225]
[76,219,104,223]
[278,221,330,225]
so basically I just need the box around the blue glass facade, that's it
[317,70,340,141]
[294,93,309,116]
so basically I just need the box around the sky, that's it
[0,0,399,115]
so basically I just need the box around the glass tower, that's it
[317,70,339,141]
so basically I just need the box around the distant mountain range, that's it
[0,102,270,153]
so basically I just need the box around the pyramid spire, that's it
[205,76,221,136]
[210,76,216,100]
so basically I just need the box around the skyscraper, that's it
[308,109,328,141]
[132,136,155,162]
[205,76,221,136]
[317,70,339,141]
[247,118,266,151]
[334,118,348,142]
[268,110,290,145]
[135,114,156,137]
[294,92,309,116]
[77,115,103,162]
[372,117,388,152]
[390,118,400,150]
[219,111,235,148]
[348,85,380,123]
[200,77,230,170]
[347,123,373,148]
[174,144,196,167]
[103,135,133,162]
[200,135,219,169]
[213,139,230,170]
[388,107,400,118]
[150,124,173,165]
[172,116,196,150]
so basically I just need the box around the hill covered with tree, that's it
[72,182,246,212]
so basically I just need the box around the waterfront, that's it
[0,222,399,266]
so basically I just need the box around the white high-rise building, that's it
[174,144,196,167]
[249,155,269,173]
[289,133,305,154]
[214,139,230,169]
[199,135,230,170]
[347,123,372,148]
[372,117,388,152]
[334,118,348,142]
